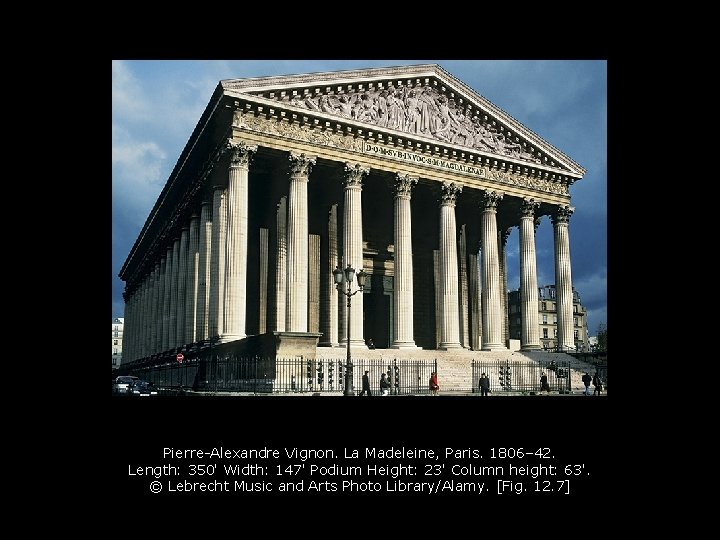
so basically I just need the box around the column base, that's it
[318,341,340,348]
[390,342,421,350]
[521,344,542,351]
[482,343,507,351]
[218,334,245,344]
[439,342,463,350]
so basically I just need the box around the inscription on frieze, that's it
[233,112,568,196]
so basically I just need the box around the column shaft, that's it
[275,197,287,332]
[342,163,369,346]
[392,174,418,349]
[438,181,462,349]
[520,200,541,349]
[208,186,227,338]
[286,152,315,332]
[320,205,339,346]
[162,246,173,350]
[481,190,505,350]
[169,238,180,347]
[176,228,189,347]
[196,201,212,341]
[223,142,256,341]
[553,206,575,350]
[150,263,160,354]
[185,214,200,344]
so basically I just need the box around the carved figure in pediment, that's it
[334,95,353,118]
[386,88,406,131]
[472,119,498,151]
[404,90,422,134]
[376,90,389,128]
[433,95,453,142]
[319,95,335,114]
[353,92,377,123]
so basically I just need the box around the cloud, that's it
[112,60,149,121]
[112,125,166,227]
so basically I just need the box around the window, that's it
[543,328,548,338]
[574,317,578,327]
[541,302,546,311]
[516,318,521,326]
[574,330,579,340]
[114,340,118,346]
[113,348,118,355]
[114,330,119,337]
[554,329,558,337]
[552,303,556,311]
[550,288,556,298]
[542,314,547,324]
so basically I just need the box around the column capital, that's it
[480,190,503,210]
[343,162,369,187]
[440,181,462,206]
[289,152,317,178]
[520,197,540,218]
[551,205,574,225]
[226,140,257,168]
[394,174,418,199]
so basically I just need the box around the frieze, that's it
[234,111,364,152]
[235,112,568,196]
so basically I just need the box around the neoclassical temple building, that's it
[119,64,585,364]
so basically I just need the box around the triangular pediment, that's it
[221,64,585,177]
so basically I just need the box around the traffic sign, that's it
[176,353,184,363]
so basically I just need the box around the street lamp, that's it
[333,264,368,396]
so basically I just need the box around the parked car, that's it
[113,375,139,395]
[129,379,158,396]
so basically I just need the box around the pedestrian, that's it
[582,372,592,396]
[478,372,490,396]
[540,372,550,394]
[593,371,603,396]
[380,372,391,396]
[367,338,375,349]
[429,371,440,396]
[360,370,372,396]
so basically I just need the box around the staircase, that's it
[315,347,600,394]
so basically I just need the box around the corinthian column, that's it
[480,190,505,350]
[162,245,173,350]
[150,261,161,354]
[208,185,227,339]
[343,162,369,346]
[519,199,541,350]
[552,205,575,351]
[223,142,257,341]
[176,227,189,347]
[169,237,180,347]
[185,213,200,344]
[438,181,462,349]
[520,198,541,351]
[196,201,212,342]
[285,152,316,332]
[392,174,419,349]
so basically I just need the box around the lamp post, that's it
[333,264,368,396]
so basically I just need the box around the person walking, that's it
[380,373,391,396]
[593,371,603,396]
[360,370,372,396]
[582,372,592,396]
[429,371,440,396]
[478,372,490,396]
[540,372,550,394]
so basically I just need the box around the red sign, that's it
[176,353,184,363]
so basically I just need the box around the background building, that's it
[508,285,589,351]
[112,317,124,368]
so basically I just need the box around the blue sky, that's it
[112,60,607,336]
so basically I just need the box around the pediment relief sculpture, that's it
[283,85,541,163]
